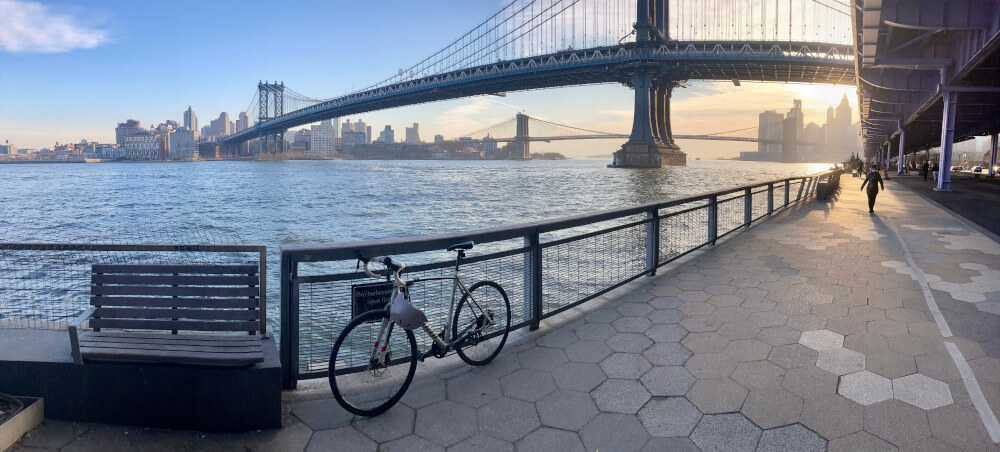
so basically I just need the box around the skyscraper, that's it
[184,107,198,131]
[311,119,336,154]
[405,123,420,144]
[237,112,250,133]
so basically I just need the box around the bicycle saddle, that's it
[447,240,475,252]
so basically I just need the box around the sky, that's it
[0,0,859,158]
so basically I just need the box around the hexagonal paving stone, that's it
[863,399,931,446]
[518,346,568,372]
[708,295,744,308]
[580,413,651,452]
[741,387,803,429]
[500,368,557,402]
[743,299,779,313]
[914,352,961,382]
[575,322,617,341]
[291,398,355,431]
[592,379,651,414]
[585,308,622,323]
[781,366,837,399]
[826,431,894,452]
[681,332,730,353]
[650,296,684,310]
[798,329,845,351]
[380,434,445,452]
[649,308,686,324]
[723,339,772,362]
[756,423,826,452]
[352,404,415,442]
[711,306,751,323]
[613,316,654,333]
[786,314,827,332]
[686,378,748,414]
[414,400,478,446]
[838,371,893,406]
[564,339,613,363]
[887,334,943,357]
[517,427,584,452]
[537,329,579,349]
[690,413,762,452]
[757,325,801,346]
[477,398,541,442]
[536,389,598,431]
[600,353,653,379]
[607,332,654,353]
[638,397,702,437]
[645,323,689,343]
[817,348,865,375]
[843,332,889,356]
[799,394,863,440]
[927,404,997,451]
[617,302,654,317]
[684,353,737,379]
[642,342,692,366]
[551,361,607,392]
[731,360,785,390]
[680,301,717,317]
[748,311,789,328]
[641,437,700,452]
[768,344,819,370]
[718,321,761,340]
[680,316,723,333]
[446,372,502,408]
[640,365,697,396]
[866,348,917,379]
[306,426,377,452]
[867,318,909,338]
[824,317,867,336]
[892,373,953,410]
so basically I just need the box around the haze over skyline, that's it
[0,0,858,158]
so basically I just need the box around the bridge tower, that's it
[511,113,530,159]
[256,81,286,155]
[613,0,686,168]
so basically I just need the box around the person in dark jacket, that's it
[860,165,885,213]
[921,161,930,181]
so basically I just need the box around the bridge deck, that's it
[13,178,1000,451]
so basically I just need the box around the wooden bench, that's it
[68,264,267,367]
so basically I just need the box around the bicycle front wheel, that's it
[453,280,511,366]
[329,310,418,417]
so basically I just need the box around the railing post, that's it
[645,209,660,276]
[525,230,542,330]
[280,254,299,390]
[259,247,267,338]
[708,195,718,245]
[796,178,805,201]
[767,183,774,215]
[784,180,790,207]
[744,188,752,228]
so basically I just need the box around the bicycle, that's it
[329,241,512,417]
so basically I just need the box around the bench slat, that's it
[79,340,262,354]
[89,318,259,332]
[80,347,263,366]
[92,274,259,286]
[89,297,260,308]
[93,307,259,321]
[81,335,261,348]
[82,331,261,343]
[92,285,259,297]
[92,264,258,275]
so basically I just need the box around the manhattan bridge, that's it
[221,0,1000,187]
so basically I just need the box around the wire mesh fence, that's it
[280,171,836,387]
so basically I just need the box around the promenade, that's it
[13,176,1000,451]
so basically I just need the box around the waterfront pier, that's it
[9,175,1000,450]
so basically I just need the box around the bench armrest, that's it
[68,306,96,365]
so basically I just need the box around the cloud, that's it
[0,0,109,53]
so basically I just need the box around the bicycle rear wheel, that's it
[453,280,511,365]
[329,310,418,417]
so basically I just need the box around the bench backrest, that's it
[90,264,263,335]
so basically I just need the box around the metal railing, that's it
[0,243,266,331]
[278,170,840,389]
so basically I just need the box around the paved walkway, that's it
[12,176,1000,451]
[891,172,1000,238]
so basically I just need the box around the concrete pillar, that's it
[885,140,892,171]
[629,71,655,143]
[936,72,957,191]
[989,133,998,177]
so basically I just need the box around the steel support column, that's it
[897,125,905,175]
[936,81,957,192]
[989,133,998,177]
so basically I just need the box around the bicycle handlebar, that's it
[358,252,407,287]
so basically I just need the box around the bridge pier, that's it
[614,70,686,168]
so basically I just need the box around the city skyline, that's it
[0,0,858,158]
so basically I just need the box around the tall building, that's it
[341,120,353,137]
[184,107,197,131]
[311,120,336,154]
[342,131,367,152]
[115,119,143,146]
[756,111,783,160]
[209,113,231,138]
[237,112,250,133]
[168,128,198,159]
[378,125,395,143]
[123,132,161,160]
[405,123,420,144]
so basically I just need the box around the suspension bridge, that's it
[219,0,857,167]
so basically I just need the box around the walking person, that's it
[932,162,939,182]
[921,161,929,181]
[861,164,885,214]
